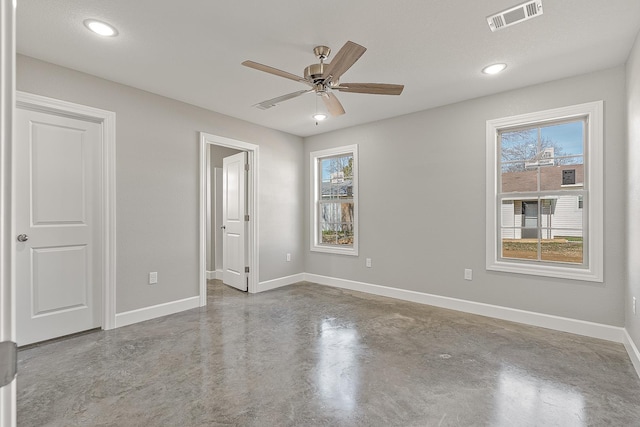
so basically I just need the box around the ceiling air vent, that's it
[487,0,543,32]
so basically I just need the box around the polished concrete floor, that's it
[18,280,640,426]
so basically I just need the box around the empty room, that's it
[1,0,640,425]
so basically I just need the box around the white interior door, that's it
[15,108,102,346]
[214,167,223,272]
[222,152,247,291]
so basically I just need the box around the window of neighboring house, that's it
[486,101,603,282]
[310,145,359,255]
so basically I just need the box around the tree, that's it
[501,129,574,172]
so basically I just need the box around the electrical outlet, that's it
[464,269,473,281]
[149,272,158,285]
[286,253,291,262]
[633,297,637,315]
[365,258,372,268]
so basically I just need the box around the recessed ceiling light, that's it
[482,63,507,75]
[313,113,327,121]
[83,19,118,37]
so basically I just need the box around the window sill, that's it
[311,245,359,256]
[487,259,602,282]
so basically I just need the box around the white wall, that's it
[16,55,305,313]
[305,66,627,326]
[14,52,633,332]
[626,31,640,346]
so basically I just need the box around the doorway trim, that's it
[1,0,16,424]
[15,91,117,331]
[199,132,259,304]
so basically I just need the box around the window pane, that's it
[501,200,517,229]
[319,202,354,246]
[540,232,583,264]
[321,223,339,245]
[502,235,538,260]
[320,155,354,200]
[501,128,538,162]
[539,158,584,191]
[320,202,354,223]
[540,121,584,157]
[320,223,354,246]
[501,167,538,192]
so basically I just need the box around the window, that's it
[486,102,603,282]
[310,145,359,255]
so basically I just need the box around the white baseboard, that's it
[304,273,624,343]
[206,270,224,280]
[115,296,200,328]
[623,329,640,378]
[258,273,305,292]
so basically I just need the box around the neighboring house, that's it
[501,164,584,239]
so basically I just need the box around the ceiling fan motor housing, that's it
[304,63,327,83]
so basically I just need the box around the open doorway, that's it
[199,133,259,305]
[207,145,242,282]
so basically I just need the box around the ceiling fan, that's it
[241,41,404,117]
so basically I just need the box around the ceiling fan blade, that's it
[242,60,312,86]
[253,89,313,110]
[321,92,346,116]
[334,82,404,95]
[322,41,367,81]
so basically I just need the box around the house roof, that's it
[502,164,584,193]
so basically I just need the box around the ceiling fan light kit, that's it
[242,41,405,119]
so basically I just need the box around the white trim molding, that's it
[623,330,640,379]
[1,0,16,425]
[115,296,200,328]
[15,91,117,331]
[205,270,224,280]
[305,273,624,343]
[199,132,260,305]
[486,101,603,282]
[258,273,305,293]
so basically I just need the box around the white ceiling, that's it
[16,0,640,137]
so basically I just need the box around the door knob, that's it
[16,234,28,242]
[220,226,226,230]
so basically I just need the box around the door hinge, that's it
[244,214,250,221]
[0,341,17,387]
[245,266,250,273]
[245,163,250,171]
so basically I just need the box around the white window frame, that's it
[310,144,359,256]
[486,101,603,282]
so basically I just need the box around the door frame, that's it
[199,132,259,303]
[1,1,16,425]
[15,91,117,331]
